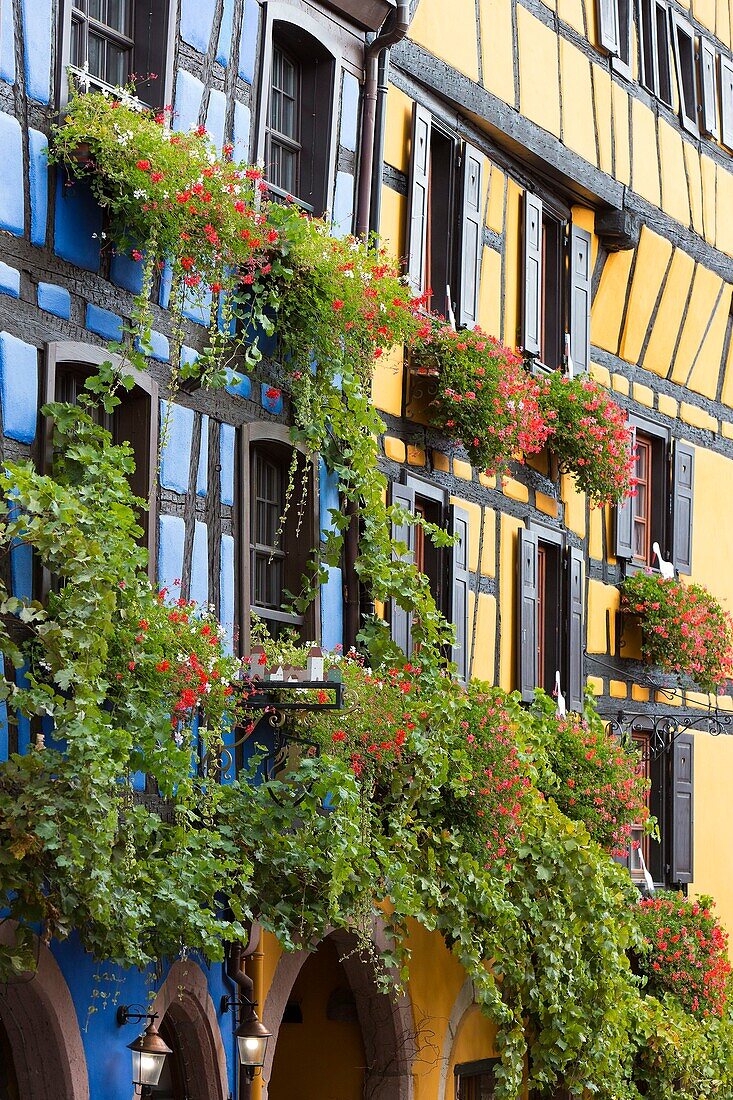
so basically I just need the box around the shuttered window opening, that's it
[455,1059,498,1100]
[596,0,633,78]
[639,0,673,107]
[615,423,694,577]
[517,526,585,711]
[389,481,470,682]
[522,193,591,376]
[721,56,733,150]
[700,39,719,138]
[406,103,485,326]
[671,11,699,134]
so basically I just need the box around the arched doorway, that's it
[264,930,414,1100]
[0,929,89,1100]
[149,960,228,1100]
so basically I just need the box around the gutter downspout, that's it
[225,928,262,1100]
[368,46,390,239]
[355,0,411,239]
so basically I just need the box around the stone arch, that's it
[0,927,89,1100]
[150,959,228,1100]
[437,977,475,1100]
[263,927,414,1100]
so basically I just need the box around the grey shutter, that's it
[567,547,585,714]
[517,528,539,703]
[700,40,719,138]
[390,481,416,655]
[672,440,694,576]
[615,425,636,559]
[133,0,172,111]
[458,143,484,329]
[450,505,471,682]
[597,0,620,53]
[569,225,592,376]
[671,12,698,134]
[523,193,543,358]
[670,733,694,884]
[406,103,431,295]
[721,57,733,149]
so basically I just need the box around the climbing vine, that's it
[0,86,728,1100]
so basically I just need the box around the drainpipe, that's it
[368,46,390,240]
[355,0,411,239]
[225,929,263,1100]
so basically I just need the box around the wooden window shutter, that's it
[569,225,592,376]
[567,546,585,714]
[672,440,694,575]
[133,0,173,111]
[390,481,416,655]
[670,733,694,884]
[721,57,733,149]
[522,192,543,358]
[450,505,471,682]
[406,103,431,295]
[671,12,699,134]
[615,425,636,559]
[700,39,719,137]
[458,143,485,329]
[517,528,539,703]
[597,0,620,54]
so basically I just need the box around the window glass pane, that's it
[106,40,129,86]
[70,16,84,66]
[106,0,128,33]
[254,552,283,610]
[88,0,104,20]
[87,32,104,79]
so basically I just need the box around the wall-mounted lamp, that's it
[117,1006,172,1095]
[221,995,272,1081]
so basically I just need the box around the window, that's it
[638,0,673,106]
[390,479,470,680]
[242,428,317,647]
[721,56,733,150]
[406,104,485,327]
[699,39,719,139]
[517,526,585,711]
[616,421,694,576]
[455,1059,497,1100]
[618,724,694,889]
[44,342,158,569]
[522,192,592,376]
[596,0,633,78]
[60,0,173,108]
[262,23,336,213]
[670,11,698,133]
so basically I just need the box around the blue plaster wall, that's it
[180,0,216,54]
[332,171,355,239]
[37,282,71,319]
[0,0,15,84]
[0,261,20,298]
[220,535,235,654]
[21,0,52,103]
[340,72,360,153]
[190,520,210,607]
[158,514,186,598]
[238,0,259,82]
[0,112,24,236]
[160,402,194,494]
[29,129,48,246]
[233,100,252,163]
[217,0,235,65]
[321,566,343,651]
[49,936,237,1100]
[110,252,144,295]
[0,332,38,444]
[206,88,227,151]
[197,415,209,496]
[219,423,235,506]
[173,69,204,134]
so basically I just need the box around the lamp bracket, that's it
[117,1005,158,1027]
[220,994,256,1016]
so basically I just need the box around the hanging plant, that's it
[411,325,551,475]
[634,892,732,1018]
[621,572,733,692]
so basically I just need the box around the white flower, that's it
[133,189,147,200]
[343,269,354,278]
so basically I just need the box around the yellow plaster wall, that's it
[499,513,522,691]
[686,283,731,399]
[631,99,661,207]
[591,249,634,354]
[470,592,497,682]
[384,86,413,174]
[669,265,723,386]
[642,250,696,377]
[503,180,522,347]
[409,0,480,81]
[559,40,596,164]
[692,734,733,950]
[372,344,404,416]
[517,8,561,137]
[479,0,516,104]
[689,448,733,614]
[446,1005,499,1080]
[587,579,619,654]
[619,228,673,365]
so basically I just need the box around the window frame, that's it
[255,2,361,216]
[454,1058,498,1100]
[531,522,564,698]
[617,415,671,574]
[239,422,320,654]
[43,340,159,581]
[638,0,673,107]
[57,0,176,110]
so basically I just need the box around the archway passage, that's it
[268,938,367,1100]
[154,996,225,1100]
[0,1018,20,1100]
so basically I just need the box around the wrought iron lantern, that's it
[117,1006,172,1094]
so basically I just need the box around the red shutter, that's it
[523,193,543,358]
[670,733,694,884]
[450,505,471,682]
[700,40,719,138]
[517,528,539,703]
[406,103,431,295]
[458,143,484,329]
[672,440,694,576]
[390,481,416,655]
[569,225,592,376]
[566,547,585,714]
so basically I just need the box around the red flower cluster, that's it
[635,893,732,1017]
[622,572,733,693]
[537,712,650,857]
